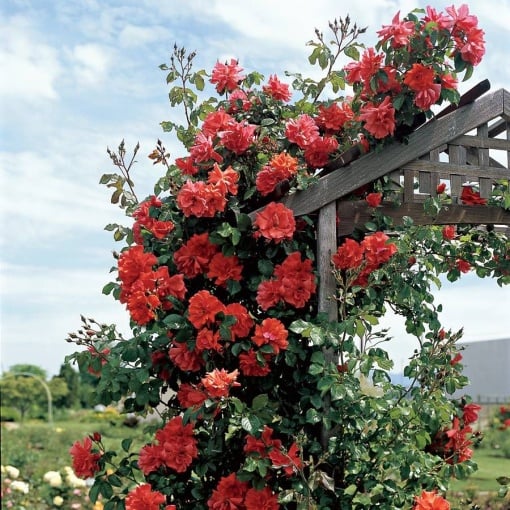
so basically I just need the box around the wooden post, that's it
[317,201,338,450]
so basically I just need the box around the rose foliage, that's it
[68,5,510,510]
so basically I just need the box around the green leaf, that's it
[308,364,324,376]
[121,438,133,452]
[305,408,322,424]
[252,394,269,411]
[289,319,312,335]
[257,259,274,276]
[241,415,262,435]
[344,45,360,61]
[102,282,118,295]
[89,482,101,503]
[310,351,325,366]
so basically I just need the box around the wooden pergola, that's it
[281,85,510,319]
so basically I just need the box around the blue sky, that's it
[1,0,509,377]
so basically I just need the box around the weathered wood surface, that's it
[282,88,509,217]
[336,201,510,237]
[317,201,338,321]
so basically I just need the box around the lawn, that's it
[1,409,151,509]
[448,447,510,493]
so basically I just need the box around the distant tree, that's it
[47,377,70,409]
[0,374,42,421]
[9,364,47,379]
[56,362,81,408]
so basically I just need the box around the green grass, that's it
[448,447,510,494]
[1,411,150,480]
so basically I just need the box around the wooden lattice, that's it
[277,85,510,319]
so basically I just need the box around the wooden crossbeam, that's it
[336,201,510,237]
[282,89,508,217]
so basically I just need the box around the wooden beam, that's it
[282,89,507,217]
[402,160,510,180]
[337,201,510,236]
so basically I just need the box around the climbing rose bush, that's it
[68,4,510,509]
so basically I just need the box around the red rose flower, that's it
[256,279,283,311]
[188,290,226,329]
[245,486,280,510]
[169,340,204,372]
[189,131,223,164]
[138,416,198,474]
[413,490,450,510]
[442,225,456,240]
[239,349,272,377]
[207,252,243,286]
[210,58,245,94]
[202,109,234,138]
[125,484,166,510]
[69,436,102,478]
[177,180,226,218]
[268,442,303,477]
[253,202,296,243]
[366,192,382,208]
[244,426,282,457]
[461,185,487,205]
[175,155,199,176]
[358,96,395,139]
[462,403,481,425]
[444,417,473,464]
[262,74,292,102]
[436,182,447,194]
[118,245,157,291]
[332,238,364,270]
[219,120,256,155]
[174,232,220,278]
[304,135,339,169]
[207,163,239,196]
[224,302,254,340]
[285,114,319,149]
[195,327,222,352]
[456,259,471,273]
[207,473,249,510]
[202,368,240,398]
[176,383,208,410]
[316,101,354,132]
[252,318,288,354]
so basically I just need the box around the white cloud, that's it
[69,43,112,86]
[0,14,62,101]
[118,24,170,48]
[0,263,131,376]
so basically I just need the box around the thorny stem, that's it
[171,44,197,128]
[312,16,367,103]
[106,140,139,203]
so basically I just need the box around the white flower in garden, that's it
[63,467,87,488]
[53,495,64,506]
[4,465,20,479]
[10,480,29,494]
[43,470,63,487]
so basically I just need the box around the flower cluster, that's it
[1,464,97,510]
[66,4,502,509]
[69,435,103,479]
[332,231,398,286]
[138,416,198,474]
[345,4,484,143]
[427,402,481,464]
